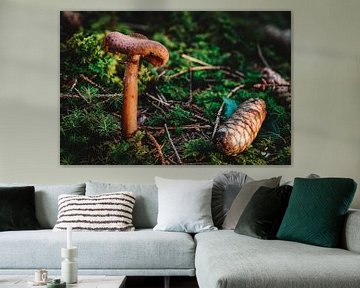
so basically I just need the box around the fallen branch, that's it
[60,93,82,100]
[69,78,78,91]
[79,74,108,93]
[192,113,211,124]
[146,132,167,165]
[156,70,167,79]
[212,84,245,138]
[180,54,244,79]
[145,93,170,107]
[186,67,193,105]
[145,94,211,125]
[181,54,211,66]
[143,124,211,131]
[253,68,291,110]
[155,87,168,103]
[60,93,122,99]
[169,65,244,80]
[73,88,89,104]
[256,42,270,68]
[164,123,183,164]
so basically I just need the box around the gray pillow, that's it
[0,183,85,228]
[222,177,281,230]
[283,173,320,186]
[86,181,158,229]
[153,177,217,233]
[212,171,252,228]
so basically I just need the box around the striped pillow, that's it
[53,192,136,231]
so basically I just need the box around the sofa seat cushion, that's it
[0,229,195,271]
[195,230,360,288]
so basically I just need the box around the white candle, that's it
[67,225,72,249]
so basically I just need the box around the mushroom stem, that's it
[122,55,140,138]
[103,31,169,139]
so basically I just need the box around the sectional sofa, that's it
[0,175,359,288]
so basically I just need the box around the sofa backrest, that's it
[86,181,158,229]
[0,182,86,228]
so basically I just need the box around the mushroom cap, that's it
[104,32,169,66]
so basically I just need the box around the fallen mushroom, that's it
[104,32,169,138]
[214,98,267,156]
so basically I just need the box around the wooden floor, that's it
[126,276,199,288]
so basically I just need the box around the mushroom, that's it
[104,32,169,138]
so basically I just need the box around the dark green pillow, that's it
[234,185,292,239]
[0,186,41,231]
[276,178,357,247]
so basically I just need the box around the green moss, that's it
[110,131,153,164]
[61,32,122,91]
[183,137,213,161]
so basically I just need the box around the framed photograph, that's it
[60,11,291,165]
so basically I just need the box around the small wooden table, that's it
[0,275,126,288]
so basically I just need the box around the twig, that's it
[155,88,168,103]
[145,93,170,107]
[146,132,167,165]
[192,113,210,123]
[256,42,270,68]
[146,94,210,124]
[186,67,193,105]
[166,157,178,165]
[80,74,108,92]
[73,88,90,104]
[169,66,244,79]
[181,54,211,66]
[164,123,183,164]
[212,84,244,138]
[143,124,211,131]
[227,84,245,98]
[156,70,167,79]
[148,103,167,118]
[60,94,82,100]
[69,78,78,92]
[180,53,244,79]
[60,93,122,99]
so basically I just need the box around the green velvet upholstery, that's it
[277,178,357,247]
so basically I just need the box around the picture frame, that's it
[60,11,291,165]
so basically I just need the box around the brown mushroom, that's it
[104,32,169,138]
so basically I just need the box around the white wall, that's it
[0,0,359,208]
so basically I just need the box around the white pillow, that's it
[53,192,135,232]
[153,177,217,233]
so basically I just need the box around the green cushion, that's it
[0,186,41,231]
[235,185,292,239]
[277,178,357,247]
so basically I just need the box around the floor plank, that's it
[126,276,199,288]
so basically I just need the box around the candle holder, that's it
[61,247,78,284]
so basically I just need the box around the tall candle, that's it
[67,225,72,248]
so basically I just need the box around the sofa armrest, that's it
[342,209,360,253]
